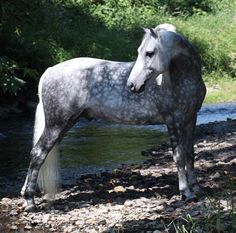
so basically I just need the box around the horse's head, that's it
[127,23,184,93]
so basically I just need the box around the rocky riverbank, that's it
[0,120,236,233]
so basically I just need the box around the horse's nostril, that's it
[128,82,136,92]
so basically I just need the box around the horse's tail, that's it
[34,79,60,199]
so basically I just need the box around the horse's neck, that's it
[169,53,200,83]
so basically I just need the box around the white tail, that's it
[34,101,60,199]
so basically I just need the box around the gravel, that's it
[0,120,235,232]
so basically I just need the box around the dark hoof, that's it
[192,184,204,196]
[182,194,198,203]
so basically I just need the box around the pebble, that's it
[0,121,235,233]
[24,224,32,230]
[124,200,134,207]
[114,185,126,193]
[75,220,84,226]
[42,214,50,224]
[10,224,18,230]
[9,210,18,216]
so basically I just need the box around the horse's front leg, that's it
[166,118,196,201]
[184,118,202,195]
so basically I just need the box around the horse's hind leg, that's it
[22,126,62,210]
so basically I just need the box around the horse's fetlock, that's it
[23,190,34,199]
[180,187,196,201]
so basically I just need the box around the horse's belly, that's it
[93,106,164,125]
[122,110,164,125]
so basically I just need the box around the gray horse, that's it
[21,24,206,210]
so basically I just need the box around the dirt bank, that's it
[0,120,236,233]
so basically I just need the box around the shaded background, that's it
[0,0,236,107]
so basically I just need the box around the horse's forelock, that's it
[155,23,176,33]
[139,31,153,52]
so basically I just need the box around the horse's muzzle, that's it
[127,82,145,93]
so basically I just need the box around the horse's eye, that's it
[146,51,155,58]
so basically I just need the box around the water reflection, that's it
[0,118,167,178]
[61,124,167,168]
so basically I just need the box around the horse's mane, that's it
[157,24,201,73]
[174,33,202,73]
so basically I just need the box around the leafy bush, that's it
[0,57,25,95]
[0,0,235,100]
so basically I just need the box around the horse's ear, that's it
[141,27,158,38]
[149,28,158,39]
[141,27,149,34]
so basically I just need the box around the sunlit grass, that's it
[204,75,236,103]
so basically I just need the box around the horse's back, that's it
[38,58,135,123]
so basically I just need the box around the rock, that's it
[99,219,106,225]
[10,224,18,230]
[1,197,12,203]
[63,225,74,232]
[124,200,134,207]
[24,224,32,230]
[75,220,84,226]
[49,227,57,232]
[210,172,221,179]
[126,185,135,190]
[42,214,50,224]
[114,186,126,193]
[155,205,164,212]
[9,209,18,216]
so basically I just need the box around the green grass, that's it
[205,76,236,103]
[169,179,236,233]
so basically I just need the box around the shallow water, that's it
[0,102,235,180]
[0,118,167,179]
[197,102,236,124]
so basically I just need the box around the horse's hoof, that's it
[181,191,197,203]
[24,204,37,212]
[192,184,204,196]
[22,199,36,212]
[185,196,198,203]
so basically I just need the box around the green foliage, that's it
[0,0,235,101]
[0,57,25,95]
